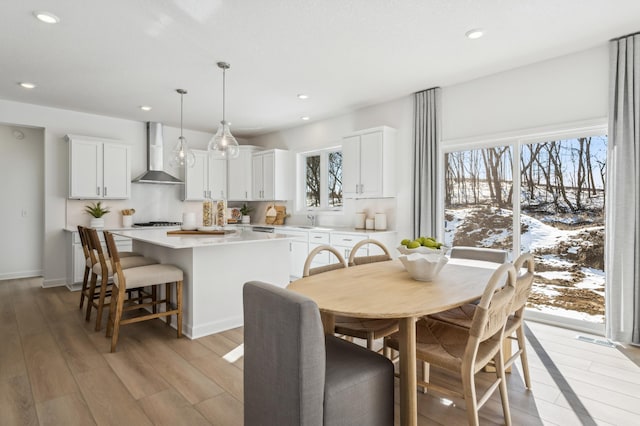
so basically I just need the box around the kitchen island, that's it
[113,228,291,338]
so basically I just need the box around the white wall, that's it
[441,45,608,142]
[0,44,610,285]
[249,97,414,239]
[0,99,220,286]
[0,124,44,279]
[250,45,610,244]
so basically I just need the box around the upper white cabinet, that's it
[252,149,292,201]
[67,135,131,199]
[184,150,227,201]
[342,126,396,199]
[228,146,258,201]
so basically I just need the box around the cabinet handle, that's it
[313,236,322,239]
[97,187,100,196]
[203,190,206,198]
[245,191,248,199]
[343,238,353,242]
[104,187,107,197]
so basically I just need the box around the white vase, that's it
[242,215,251,224]
[90,218,105,228]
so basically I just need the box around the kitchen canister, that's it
[365,218,375,230]
[355,212,366,229]
[182,212,197,230]
[374,213,387,231]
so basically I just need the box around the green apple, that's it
[407,240,421,249]
[400,239,411,246]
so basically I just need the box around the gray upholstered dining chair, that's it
[243,281,394,426]
[450,246,508,263]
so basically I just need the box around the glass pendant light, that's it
[208,62,240,159]
[170,89,196,168]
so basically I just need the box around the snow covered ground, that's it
[444,206,605,323]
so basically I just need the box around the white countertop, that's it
[241,224,397,235]
[112,228,291,249]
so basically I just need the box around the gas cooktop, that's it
[133,221,182,228]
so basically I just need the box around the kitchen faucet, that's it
[307,214,316,226]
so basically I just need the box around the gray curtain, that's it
[606,33,640,344]
[413,88,441,239]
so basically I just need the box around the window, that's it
[441,127,607,331]
[300,147,342,211]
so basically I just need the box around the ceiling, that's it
[1,1,639,137]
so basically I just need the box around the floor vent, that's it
[576,335,616,348]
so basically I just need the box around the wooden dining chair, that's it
[104,231,184,352]
[302,245,347,277]
[429,253,535,389]
[304,244,399,353]
[386,262,517,426]
[77,226,143,311]
[347,238,392,266]
[84,227,157,331]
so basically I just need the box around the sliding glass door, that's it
[442,131,607,332]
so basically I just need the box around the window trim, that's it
[296,145,343,213]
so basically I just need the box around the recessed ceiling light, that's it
[33,11,60,24]
[140,105,152,111]
[301,116,310,121]
[19,82,36,89]
[297,94,309,100]
[465,28,484,39]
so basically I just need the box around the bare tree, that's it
[306,155,320,207]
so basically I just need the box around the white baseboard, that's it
[42,278,68,288]
[188,316,244,340]
[0,270,42,281]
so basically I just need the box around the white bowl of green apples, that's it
[397,237,449,255]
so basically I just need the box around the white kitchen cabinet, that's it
[276,229,309,279]
[228,146,259,201]
[330,233,369,261]
[67,230,132,289]
[342,126,396,199]
[68,135,131,199]
[252,149,292,201]
[184,150,227,201]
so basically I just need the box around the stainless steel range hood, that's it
[132,122,183,184]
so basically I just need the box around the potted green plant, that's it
[240,203,253,224]
[85,201,110,228]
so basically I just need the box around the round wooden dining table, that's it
[287,257,500,426]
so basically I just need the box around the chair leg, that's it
[85,273,98,321]
[176,280,183,338]
[79,266,90,309]
[152,286,157,314]
[110,284,125,352]
[106,285,116,338]
[95,273,109,331]
[165,282,172,326]
[495,350,512,426]
[516,325,531,389]
[421,361,430,394]
[461,367,479,426]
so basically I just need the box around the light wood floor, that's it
[1,277,639,425]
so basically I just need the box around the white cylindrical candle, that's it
[355,212,366,229]
[182,212,197,230]
[365,218,375,230]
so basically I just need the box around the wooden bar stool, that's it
[104,231,184,352]
[84,227,157,331]
[77,225,143,311]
